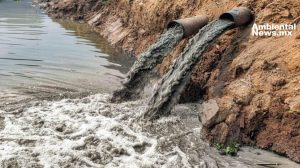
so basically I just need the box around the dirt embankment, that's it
[38,0,300,162]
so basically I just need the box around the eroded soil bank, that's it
[37,0,300,163]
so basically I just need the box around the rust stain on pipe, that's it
[167,16,209,38]
[219,7,254,26]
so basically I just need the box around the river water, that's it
[0,0,299,167]
[0,0,134,94]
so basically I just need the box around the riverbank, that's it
[37,0,300,163]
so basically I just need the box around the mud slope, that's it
[38,0,300,162]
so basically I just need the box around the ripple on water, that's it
[1,94,298,167]
[0,0,135,94]
[0,94,195,167]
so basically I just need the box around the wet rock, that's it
[198,99,219,127]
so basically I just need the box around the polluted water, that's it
[144,20,235,120]
[111,25,184,103]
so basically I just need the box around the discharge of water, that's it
[143,20,235,120]
[1,93,297,168]
[111,25,184,103]
[0,93,213,168]
[1,1,298,167]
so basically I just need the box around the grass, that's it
[214,141,240,156]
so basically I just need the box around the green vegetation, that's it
[214,141,240,156]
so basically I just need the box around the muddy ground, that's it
[36,0,300,163]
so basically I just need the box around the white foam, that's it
[0,93,191,167]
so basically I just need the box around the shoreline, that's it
[36,0,300,163]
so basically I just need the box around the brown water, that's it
[111,25,184,103]
[0,1,299,167]
[144,20,234,120]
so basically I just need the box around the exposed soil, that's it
[36,0,300,163]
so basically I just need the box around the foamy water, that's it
[1,1,299,167]
[0,94,198,168]
[1,93,299,168]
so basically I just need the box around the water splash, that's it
[0,94,201,168]
[144,20,235,120]
[0,92,297,167]
[111,25,184,103]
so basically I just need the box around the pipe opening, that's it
[219,7,254,27]
[167,21,183,30]
[219,13,235,22]
[167,16,209,38]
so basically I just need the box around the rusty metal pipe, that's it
[167,16,209,38]
[219,7,254,26]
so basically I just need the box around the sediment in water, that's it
[36,0,300,162]
[111,25,184,103]
[2,93,297,167]
[144,20,235,120]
